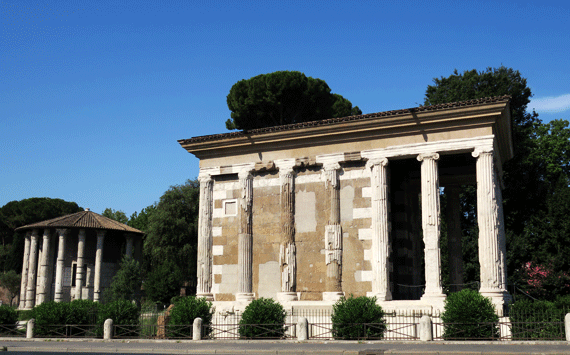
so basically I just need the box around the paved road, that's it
[2,338,570,354]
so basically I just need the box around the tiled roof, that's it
[15,209,144,234]
[178,96,511,145]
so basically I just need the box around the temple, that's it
[178,96,513,314]
[16,209,143,309]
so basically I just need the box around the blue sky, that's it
[1,0,569,218]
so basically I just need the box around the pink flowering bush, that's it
[520,262,570,299]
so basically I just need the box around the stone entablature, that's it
[180,97,513,314]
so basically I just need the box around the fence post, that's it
[297,317,308,341]
[564,313,570,341]
[419,315,432,341]
[26,318,35,339]
[104,319,113,340]
[193,317,203,340]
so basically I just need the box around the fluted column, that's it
[367,157,392,301]
[446,186,464,293]
[277,163,297,302]
[323,162,344,302]
[236,168,255,302]
[418,153,445,301]
[36,229,52,305]
[93,230,105,302]
[19,232,31,309]
[473,148,510,307]
[75,229,86,300]
[196,173,214,301]
[25,229,40,309]
[54,229,68,302]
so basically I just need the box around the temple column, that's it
[446,186,464,293]
[276,161,298,302]
[196,173,214,301]
[472,148,510,312]
[322,162,344,302]
[367,157,392,301]
[75,229,86,300]
[36,229,52,305]
[417,153,445,302]
[236,167,255,302]
[19,232,31,309]
[93,230,105,302]
[25,229,40,309]
[125,234,134,258]
[54,229,68,302]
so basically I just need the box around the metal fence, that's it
[0,324,25,337]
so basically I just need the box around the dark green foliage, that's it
[144,179,199,283]
[0,305,17,325]
[0,270,20,306]
[128,205,156,233]
[106,256,142,303]
[331,295,386,340]
[102,208,128,224]
[509,297,569,340]
[239,298,286,339]
[441,289,499,339]
[98,299,139,337]
[0,198,82,272]
[168,296,214,338]
[226,71,360,130]
[30,300,98,336]
[144,258,183,304]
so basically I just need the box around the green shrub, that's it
[0,305,18,325]
[441,289,499,339]
[509,298,566,339]
[98,299,140,337]
[30,300,99,337]
[239,298,286,339]
[331,295,385,340]
[17,310,33,321]
[106,256,142,303]
[169,296,214,338]
[144,259,183,305]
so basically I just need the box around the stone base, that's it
[196,293,214,301]
[420,292,446,308]
[235,292,255,302]
[322,291,344,302]
[367,291,392,301]
[480,289,512,316]
[276,292,298,302]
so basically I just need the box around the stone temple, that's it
[179,96,512,314]
[16,209,143,309]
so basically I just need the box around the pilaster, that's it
[236,167,255,302]
[367,157,392,301]
[94,230,105,302]
[417,153,445,303]
[19,232,31,309]
[197,173,214,301]
[54,229,68,302]
[75,228,86,300]
[25,229,39,309]
[322,162,344,302]
[276,161,298,302]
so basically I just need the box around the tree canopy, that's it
[225,71,361,130]
[0,198,82,273]
[425,66,570,299]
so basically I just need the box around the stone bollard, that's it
[564,313,570,341]
[193,317,203,340]
[26,318,35,339]
[297,317,308,341]
[419,315,433,341]
[104,319,113,340]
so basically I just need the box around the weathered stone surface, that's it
[197,173,214,299]
[104,318,113,340]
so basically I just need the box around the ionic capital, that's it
[472,147,494,158]
[323,162,341,172]
[238,168,254,180]
[417,153,440,162]
[366,157,388,169]
[198,173,213,184]
[278,165,296,177]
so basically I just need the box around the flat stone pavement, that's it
[1,338,570,355]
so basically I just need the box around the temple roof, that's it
[15,209,144,235]
[178,95,512,145]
